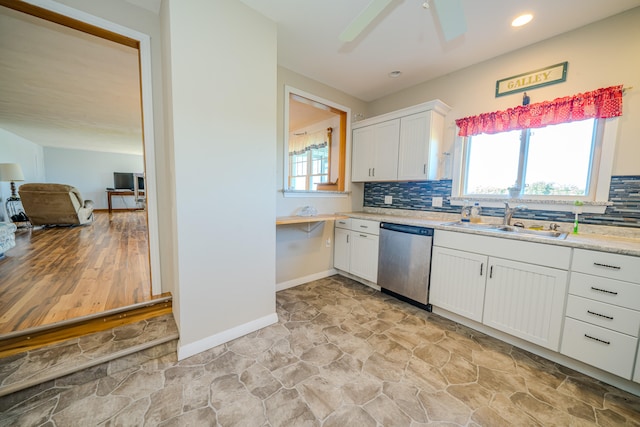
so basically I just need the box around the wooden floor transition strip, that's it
[0,300,173,358]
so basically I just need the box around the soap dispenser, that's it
[470,202,482,223]
[460,200,471,222]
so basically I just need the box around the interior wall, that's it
[275,67,369,287]
[0,129,46,220]
[163,0,277,357]
[43,146,144,209]
[368,7,640,177]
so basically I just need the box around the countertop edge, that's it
[338,212,640,257]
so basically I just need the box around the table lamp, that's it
[0,163,25,200]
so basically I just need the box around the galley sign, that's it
[495,62,568,98]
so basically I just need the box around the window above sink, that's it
[451,86,623,214]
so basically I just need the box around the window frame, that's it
[451,117,619,213]
[283,86,351,198]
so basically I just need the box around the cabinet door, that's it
[397,111,440,181]
[634,343,640,383]
[351,126,376,182]
[350,232,379,283]
[429,247,488,322]
[483,257,568,351]
[333,227,351,272]
[370,120,400,181]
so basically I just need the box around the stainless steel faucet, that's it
[503,202,526,225]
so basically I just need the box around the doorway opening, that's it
[0,0,162,336]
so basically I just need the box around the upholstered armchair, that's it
[19,183,94,226]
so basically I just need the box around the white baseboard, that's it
[276,269,337,292]
[176,312,278,361]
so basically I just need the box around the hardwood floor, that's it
[0,211,158,334]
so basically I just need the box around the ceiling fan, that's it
[339,0,467,43]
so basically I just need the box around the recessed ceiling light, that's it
[512,14,533,27]
[388,71,402,78]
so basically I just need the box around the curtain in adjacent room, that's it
[288,129,329,155]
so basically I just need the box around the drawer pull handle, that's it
[590,286,618,295]
[587,310,614,320]
[359,234,368,238]
[584,334,610,345]
[360,225,368,228]
[593,262,621,270]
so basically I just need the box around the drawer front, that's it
[572,249,640,283]
[569,272,640,311]
[565,295,640,336]
[351,219,380,235]
[335,218,352,230]
[561,317,637,379]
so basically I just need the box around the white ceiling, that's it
[0,6,143,155]
[240,0,639,102]
[0,1,638,156]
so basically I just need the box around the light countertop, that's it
[340,211,640,257]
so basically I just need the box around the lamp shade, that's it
[0,163,25,182]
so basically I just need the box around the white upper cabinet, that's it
[397,110,445,180]
[351,100,450,182]
[352,120,400,182]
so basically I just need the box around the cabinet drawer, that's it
[572,249,640,283]
[351,219,380,235]
[561,317,637,379]
[335,218,352,229]
[569,272,640,311]
[566,295,640,336]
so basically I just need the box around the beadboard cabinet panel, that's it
[397,111,443,181]
[430,246,487,322]
[483,258,568,351]
[351,120,400,182]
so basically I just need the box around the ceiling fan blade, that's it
[339,0,394,42]
[432,0,467,41]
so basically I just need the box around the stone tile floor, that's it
[1,275,639,426]
[0,314,178,397]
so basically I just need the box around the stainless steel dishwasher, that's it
[377,222,434,311]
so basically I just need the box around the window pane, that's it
[465,130,521,195]
[524,119,594,196]
[311,147,328,175]
[290,177,306,190]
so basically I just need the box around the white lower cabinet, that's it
[350,232,379,283]
[483,258,568,350]
[334,218,379,284]
[562,317,638,379]
[430,247,487,322]
[333,227,351,272]
[561,249,640,380]
[430,230,570,351]
[635,346,640,383]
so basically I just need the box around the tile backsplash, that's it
[363,176,640,228]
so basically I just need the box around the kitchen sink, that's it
[444,221,568,240]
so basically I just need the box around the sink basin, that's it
[444,221,568,240]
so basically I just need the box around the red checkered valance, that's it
[455,85,623,137]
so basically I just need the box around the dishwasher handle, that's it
[380,222,434,236]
